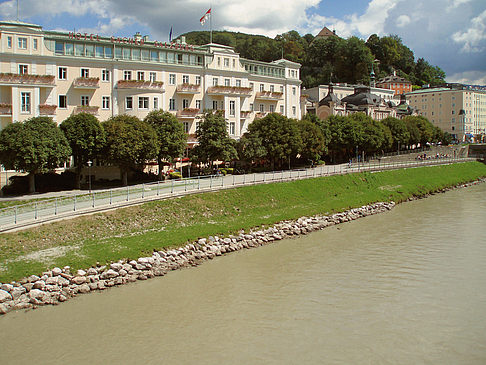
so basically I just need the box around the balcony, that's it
[255,111,269,118]
[255,91,283,100]
[207,86,252,97]
[176,83,201,94]
[0,73,55,87]
[72,77,100,89]
[177,108,201,119]
[116,80,164,91]
[240,110,252,118]
[39,104,57,116]
[74,106,99,115]
[0,103,12,115]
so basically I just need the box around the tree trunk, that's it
[75,164,82,189]
[28,172,36,193]
[158,158,164,181]
[121,169,128,186]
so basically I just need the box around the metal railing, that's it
[0,157,475,232]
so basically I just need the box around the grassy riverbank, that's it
[1,162,485,283]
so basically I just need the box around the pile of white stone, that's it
[0,202,395,315]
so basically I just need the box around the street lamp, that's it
[87,160,92,192]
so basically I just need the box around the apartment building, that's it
[406,87,486,142]
[376,72,412,95]
[0,21,302,143]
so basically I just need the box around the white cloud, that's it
[452,10,486,52]
[396,15,410,28]
[447,70,486,85]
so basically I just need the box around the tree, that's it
[246,113,302,169]
[335,37,374,84]
[349,113,386,156]
[0,116,71,193]
[102,115,159,186]
[60,112,105,189]
[382,117,410,151]
[191,111,237,168]
[296,119,326,164]
[144,110,187,180]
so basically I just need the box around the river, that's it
[1,183,486,364]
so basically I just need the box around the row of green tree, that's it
[181,30,446,88]
[0,111,450,193]
[0,111,187,193]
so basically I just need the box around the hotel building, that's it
[406,87,486,142]
[0,21,302,145]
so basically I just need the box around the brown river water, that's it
[1,183,486,364]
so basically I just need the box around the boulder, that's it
[110,263,123,271]
[0,289,12,303]
[71,276,87,285]
[77,284,91,294]
[100,269,119,280]
[0,284,13,292]
[51,267,62,276]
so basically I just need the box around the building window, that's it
[183,122,189,133]
[149,72,156,82]
[169,74,176,85]
[126,97,133,110]
[182,75,189,84]
[124,71,132,80]
[182,99,189,109]
[195,76,201,85]
[233,59,236,68]
[225,79,230,87]
[169,98,176,111]
[19,64,28,75]
[229,101,235,116]
[153,97,159,110]
[137,71,144,81]
[280,86,284,93]
[217,57,221,66]
[259,104,264,112]
[250,82,254,90]
[292,87,296,96]
[102,96,110,109]
[196,100,201,110]
[292,106,296,116]
[270,85,274,92]
[58,67,67,80]
[236,79,241,87]
[250,103,254,111]
[280,105,284,114]
[212,100,218,110]
[138,97,149,109]
[18,37,27,49]
[221,101,224,110]
[7,36,12,48]
[21,92,31,113]
[81,96,89,106]
[59,95,67,109]
[33,39,38,50]
[102,69,110,81]
[213,78,218,86]
[260,84,264,92]
[224,58,229,67]
[229,122,235,135]
[270,104,275,113]
[81,68,89,78]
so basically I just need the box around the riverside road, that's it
[0,157,474,233]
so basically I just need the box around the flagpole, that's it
[210,5,213,44]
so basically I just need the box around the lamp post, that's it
[87,160,92,192]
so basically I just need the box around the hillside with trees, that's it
[181,30,445,89]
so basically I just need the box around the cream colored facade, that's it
[0,21,302,143]
[406,88,486,142]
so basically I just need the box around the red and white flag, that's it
[200,8,211,26]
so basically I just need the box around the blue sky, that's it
[1,0,485,85]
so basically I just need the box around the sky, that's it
[1,0,485,85]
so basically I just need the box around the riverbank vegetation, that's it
[1,162,485,283]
